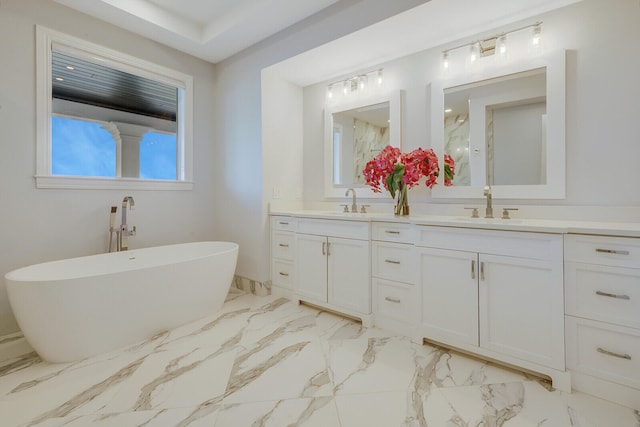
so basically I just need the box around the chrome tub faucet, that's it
[119,196,136,251]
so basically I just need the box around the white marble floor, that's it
[0,290,638,427]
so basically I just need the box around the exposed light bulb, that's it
[469,43,479,64]
[327,84,333,100]
[532,25,541,46]
[358,74,368,92]
[497,35,507,55]
[530,24,543,55]
[495,34,508,63]
[442,52,450,72]
[376,69,383,86]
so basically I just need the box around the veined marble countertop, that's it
[271,209,640,237]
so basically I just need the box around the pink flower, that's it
[444,154,455,186]
[363,145,455,194]
[363,146,401,193]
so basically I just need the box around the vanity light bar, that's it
[442,22,542,64]
[327,69,383,99]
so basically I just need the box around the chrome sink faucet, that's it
[345,188,357,213]
[483,185,494,218]
[119,196,136,251]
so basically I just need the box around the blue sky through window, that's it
[52,116,115,176]
[140,132,177,180]
[52,117,177,179]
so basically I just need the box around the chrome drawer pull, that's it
[597,347,631,360]
[596,248,630,255]
[471,260,476,279]
[595,291,630,300]
[279,272,289,277]
[385,230,400,234]
[278,243,289,248]
[278,222,290,225]
[384,259,401,265]
[480,261,485,281]
[385,297,401,303]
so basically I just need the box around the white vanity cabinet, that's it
[295,218,371,323]
[564,234,640,408]
[270,216,297,295]
[371,222,419,338]
[416,225,567,386]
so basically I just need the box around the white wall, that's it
[300,0,640,210]
[213,0,430,283]
[0,1,216,335]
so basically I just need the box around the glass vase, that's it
[394,182,409,216]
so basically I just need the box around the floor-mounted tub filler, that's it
[5,241,239,363]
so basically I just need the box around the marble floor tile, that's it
[0,291,637,427]
[214,397,341,427]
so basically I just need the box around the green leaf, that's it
[386,163,404,199]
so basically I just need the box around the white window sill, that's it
[35,175,193,191]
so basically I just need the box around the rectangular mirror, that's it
[324,91,403,198]
[431,50,565,199]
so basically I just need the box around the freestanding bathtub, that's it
[5,241,238,363]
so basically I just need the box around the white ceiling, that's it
[53,0,581,69]
[52,0,341,63]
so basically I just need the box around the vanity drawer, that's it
[565,262,640,329]
[272,231,295,260]
[566,316,640,390]
[372,241,415,284]
[373,278,419,324]
[271,216,297,232]
[565,234,640,268]
[272,259,294,289]
[416,225,563,260]
[372,222,413,243]
[297,218,369,240]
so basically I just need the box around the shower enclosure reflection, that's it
[443,68,546,187]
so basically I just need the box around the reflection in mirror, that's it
[444,68,546,187]
[431,49,565,200]
[332,102,390,187]
[324,91,402,198]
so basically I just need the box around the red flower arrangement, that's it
[363,145,454,215]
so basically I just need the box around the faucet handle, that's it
[501,208,519,219]
[464,207,479,218]
[340,204,349,213]
[360,205,370,213]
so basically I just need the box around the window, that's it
[36,26,193,190]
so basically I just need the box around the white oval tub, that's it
[5,241,238,363]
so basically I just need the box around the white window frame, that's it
[35,25,194,190]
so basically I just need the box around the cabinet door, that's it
[295,234,327,302]
[479,254,564,370]
[419,247,479,347]
[327,237,371,314]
